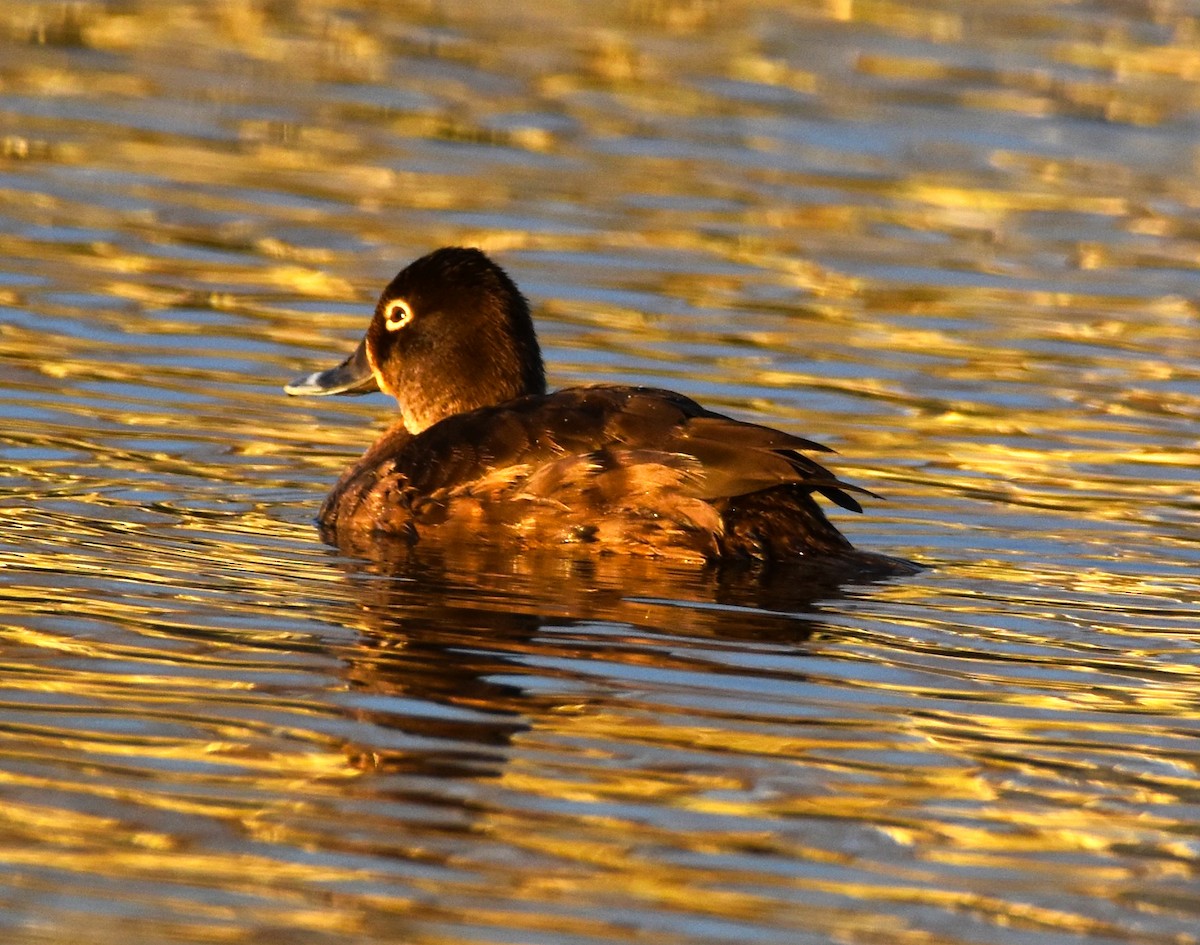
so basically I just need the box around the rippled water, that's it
[2,2,1200,943]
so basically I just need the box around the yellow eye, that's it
[382,298,414,331]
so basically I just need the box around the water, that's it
[2,2,1199,943]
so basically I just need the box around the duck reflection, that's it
[324,533,909,781]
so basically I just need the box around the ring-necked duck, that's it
[287,247,912,569]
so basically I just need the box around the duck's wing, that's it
[663,414,874,512]
[396,385,872,512]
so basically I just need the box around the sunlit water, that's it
[2,2,1199,944]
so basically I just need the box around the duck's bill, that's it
[284,338,380,396]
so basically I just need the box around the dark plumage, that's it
[286,247,911,568]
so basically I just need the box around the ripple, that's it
[3,2,1200,944]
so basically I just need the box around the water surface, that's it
[2,2,1199,944]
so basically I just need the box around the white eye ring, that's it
[382,298,414,331]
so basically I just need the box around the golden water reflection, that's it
[3,1,1200,943]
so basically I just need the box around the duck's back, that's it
[318,385,874,563]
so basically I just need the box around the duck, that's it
[286,246,912,570]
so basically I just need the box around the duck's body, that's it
[287,247,909,569]
[316,383,866,561]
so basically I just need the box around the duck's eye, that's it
[382,298,414,332]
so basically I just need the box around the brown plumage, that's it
[286,247,913,570]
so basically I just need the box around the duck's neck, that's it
[398,346,546,434]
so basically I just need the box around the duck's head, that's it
[285,247,547,433]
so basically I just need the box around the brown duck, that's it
[287,247,913,571]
